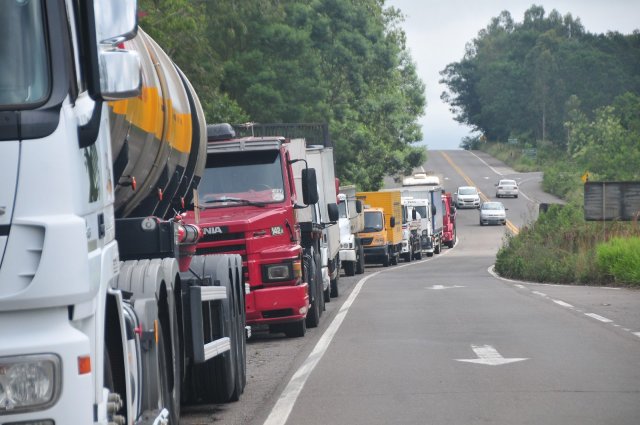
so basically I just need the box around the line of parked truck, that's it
[0,2,456,423]
[355,173,457,268]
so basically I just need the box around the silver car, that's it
[495,179,519,198]
[479,202,507,225]
[455,186,481,208]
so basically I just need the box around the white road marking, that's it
[552,299,574,308]
[633,332,640,338]
[515,284,526,289]
[428,284,465,290]
[468,151,503,176]
[456,344,528,366]
[263,271,380,425]
[532,291,548,297]
[585,313,613,323]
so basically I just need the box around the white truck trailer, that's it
[306,146,341,298]
[0,2,245,424]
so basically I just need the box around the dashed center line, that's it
[532,291,547,297]
[585,313,613,323]
[552,299,574,308]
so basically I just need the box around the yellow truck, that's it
[356,191,403,266]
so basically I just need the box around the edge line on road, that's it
[263,248,453,425]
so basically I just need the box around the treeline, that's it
[440,5,640,152]
[138,0,426,190]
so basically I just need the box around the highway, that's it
[182,150,640,425]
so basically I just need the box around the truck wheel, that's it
[434,241,442,254]
[285,319,306,338]
[414,249,422,260]
[324,286,331,302]
[344,261,356,276]
[188,255,240,403]
[229,255,246,401]
[330,276,339,298]
[390,252,398,265]
[313,250,325,313]
[157,287,182,421]
[382,253,390,267]
[305,250,320,328]
[157,318,180,424]
[355,245,365,274]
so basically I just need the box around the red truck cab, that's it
[185,124,315,337]
[442,192,457,248]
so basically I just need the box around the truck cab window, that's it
[0,0,49,108]
[338,201,348,218]
[200,150,286,204]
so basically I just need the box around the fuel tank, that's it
[109,29,206,219]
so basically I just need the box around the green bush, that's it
[596,237,640,286]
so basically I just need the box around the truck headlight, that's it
[341,242,353,249]
[372,236,385,245]
[262,262,294,283]
[0,354,61,413]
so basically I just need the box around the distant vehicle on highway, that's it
[455,186,481,209]
[479,201,508,226]
[495,179,519,198]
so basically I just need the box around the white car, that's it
[479,202,507,225]
[455,186,481,209]
[495,179,519,198]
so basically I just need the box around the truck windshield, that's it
[413,206,427,218]
[363,211,384,232]
[338,201,347,218]
[200,150,286,206]
[0,0,49,108]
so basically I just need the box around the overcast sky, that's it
[385,0,640,150]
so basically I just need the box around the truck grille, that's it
[200,232,245,243]
[263,309,294,318]
[197,244,246,255]
[361,237,373,246]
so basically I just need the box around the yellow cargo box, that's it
[356,191,403,245]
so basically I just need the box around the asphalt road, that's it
[182,150,640,425]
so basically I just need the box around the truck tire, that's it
[414,248,422,260]
[344,261,356,276]
[187,255,240,403]
[229,255,246,401]
[355,245,365,274]
[157,318,180,424]
[330,257,339,298]
[313,250,325,313]
[382,253,390,267]
[305,248,320,328]
[434,240,442,254]
[285,319,306,338]
[330,276,339,298]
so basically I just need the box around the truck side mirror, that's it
[431,205,437,216]
[302,168,319,205]
[412,209,417,220]
[355,200,363,214]
[390,216,396,228]
[328,203,339,222]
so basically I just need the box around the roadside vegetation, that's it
[443,6,640,286]
[138,0,426,191]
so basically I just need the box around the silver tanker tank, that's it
[109,29,206,219]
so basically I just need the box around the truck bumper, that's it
[339,248,356,263]
[0,309,95,424]
[363,245,387,260]
[245,283,309,325]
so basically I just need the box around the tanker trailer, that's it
[0,2,244,424]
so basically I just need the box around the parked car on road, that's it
[495,179,519,198]
[455,186,481,209]
[479,202,508,225]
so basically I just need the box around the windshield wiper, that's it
[200,197,266,208]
